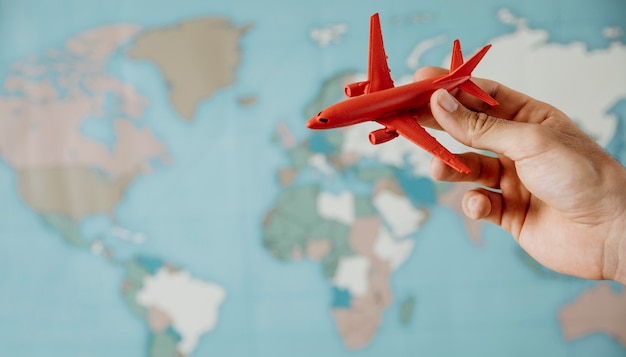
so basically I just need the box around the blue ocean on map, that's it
[0,0,625,356]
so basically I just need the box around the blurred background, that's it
[0,0,625,356]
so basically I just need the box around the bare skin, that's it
[414,67,626,284]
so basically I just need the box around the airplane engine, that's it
[344,81,369,97]
[369,128,399,145]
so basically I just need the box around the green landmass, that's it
[399,295,416,326]
[149,329,180,357]
[40,213,89,248]
[286,146,312,169]
[354,195,377,218]
[262,184,352,278]
[303,71,357,119]
[355,166,396,182]
[120,258,150,319]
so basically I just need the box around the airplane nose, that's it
[306,117,317,129]
[306,117,327,129]
[306,112,330,129]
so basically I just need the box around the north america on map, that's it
[1,3,625,357]
[0,16,245,356]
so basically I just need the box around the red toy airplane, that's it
[306,13,498,174]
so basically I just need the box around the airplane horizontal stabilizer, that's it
[459,80,498,106]
[434,40,498,107]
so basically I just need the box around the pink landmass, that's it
[332,256,393,350]
[4,76,57,101]
[438,182,484,245]
[276,122,296,149]
[0,96,166,177]
[331,216,394,349]
[349,217,381,257]
[11,62,47,77]
[111,120,168,175]
[147,306,173,333]
[66,24,142,62]
[559,283,626,347]
[373,178,403,197]
[0,24,167,178]
[306,240,331,261]
[338,151,360,167]
[84,76,148,119]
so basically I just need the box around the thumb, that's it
[430,89,529,157]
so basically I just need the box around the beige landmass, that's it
[276,122,297,149]
[277,168,299,187]
[559,283,626,347]
[18,166,134,220]
[237,95,257,107]
[128,17,251,120]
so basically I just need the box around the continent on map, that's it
[122,256,226,357]
[0,25,168,248]
[0,26,166,178]
[263,181,421,349]
[263,184,353,278]
[128,17,251,120]
[264,72,426,348]
[559,283,626,347]
[474,8,626,147]
[18,167,133,220]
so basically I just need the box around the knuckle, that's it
[469,111,492,133]
[466,111,497,145]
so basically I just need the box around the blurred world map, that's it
[1,1,625,356]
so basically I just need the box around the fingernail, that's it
[437,89,459,113]
[466,196,480,217]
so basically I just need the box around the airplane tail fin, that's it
[434,40,499,106]
[450,39,464,72]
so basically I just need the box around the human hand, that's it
[415,67,626,284]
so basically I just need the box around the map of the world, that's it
[0,0,625,356]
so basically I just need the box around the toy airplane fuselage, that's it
[309,74,470,128]
[306,13,498,174]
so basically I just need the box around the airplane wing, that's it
[375,114,471,174]
[367,13,394,93]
